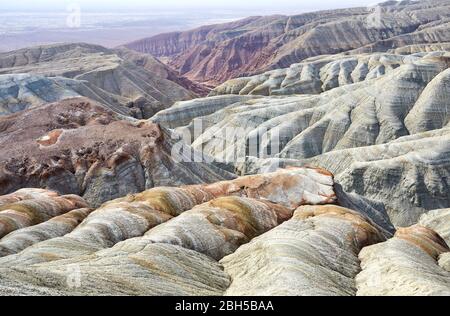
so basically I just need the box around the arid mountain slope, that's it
[0,97,235,207]
[419,208,450,243]
[126,0,450,85]
[0,1,449,297]
[151,51,450,226]
[211,51,449,96]
[0,43,203,118]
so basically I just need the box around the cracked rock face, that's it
[126,0,450,85]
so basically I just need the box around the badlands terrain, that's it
[0,0,449,296]
[127,0,450,85]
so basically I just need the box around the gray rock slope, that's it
[0,43,199,118]
[0,74,131,117]
[210,51,449,96]
[222,205,385,296]
[151,51,450,226]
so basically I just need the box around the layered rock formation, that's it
[0,169,448,296]
[0,74,81,116]
[0,0,449,298]
[126,0,450,85]
[222,205,385,296]
[0,208,92,257]
[356,225,450,295]
[210,52,448,96]
[0,168,334,266]
[0,43,203,118]
[0,97,235,206]
[0,168,340,295]
[153,52,450,226]
[0,188,60,207]
[419,208,450,244]
[0,189,88,239]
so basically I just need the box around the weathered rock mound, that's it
[222,205,385,296]
[357,224,450,295]
[0,170,449,296]
[210,52,449,96]
[419,208,450,244]
[0,189,88,240]
[0,168,341,295]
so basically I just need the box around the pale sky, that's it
[1,0,384,12]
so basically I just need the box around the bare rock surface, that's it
[356,225,450,295]
[0,167,334,267]
[419,208,450,244]
[0,167,338,295]
[240,125,450,227]
[154,52,450,226]
[126,0,450,85]
[222,205,385,296]
[0,188,60,207]
[0,97,236,206]
[0,168,448,296]
[155,53,450,162]
[115,196,293,261]
[151,95,261,129]
[0,208,92,257]
[0,43,203,118]
[210,52,449,97]
[0,1,449,298]
[0,188,88,239]
[0,242,230,296]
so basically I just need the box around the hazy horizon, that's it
[1,0,383,13]
[0,0,387,51]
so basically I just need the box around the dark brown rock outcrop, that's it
[0,97,235,206]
